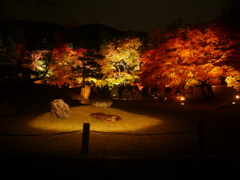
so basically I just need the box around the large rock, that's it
[81,85,91,100]
[50,99,71,118]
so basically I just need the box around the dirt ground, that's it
[1,86,240,158]
[1,84,240,179]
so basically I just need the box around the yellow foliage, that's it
[99,38,142,84]
[226,76,240,91]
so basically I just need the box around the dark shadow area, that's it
[1,85,240,179]
[1,156,240,179]
[110,99,240,157]
[0,83,82,115]
[111,99,240,128]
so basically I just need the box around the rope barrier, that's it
[90,129,197,136]
[1,123,239,157]
[0,130,82,137]
[0,129,197,137]
[0,128,239,137]
[205,130,240,135]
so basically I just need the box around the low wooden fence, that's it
[1,122,232,157]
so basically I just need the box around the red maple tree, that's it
[40,43,87,87]
[141,23,240,98]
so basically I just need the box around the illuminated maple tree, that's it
[20,48,52,80]
[39,43,102,87]
[0,38,53,82]
[141,23,240,98]
[98,38,142,86]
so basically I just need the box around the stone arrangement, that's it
[90,113,121,122]
[91,98,113,108]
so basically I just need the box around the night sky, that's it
[2,0,225,31]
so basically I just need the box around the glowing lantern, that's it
[176,95,185,106]
[176,95,185,101]
[232,94,240,105]
[179,96,185,101]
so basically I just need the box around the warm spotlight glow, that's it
[28,106,164,133]
[236,95,239,99]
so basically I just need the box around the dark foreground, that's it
[1,156,240,179]
[1,85,240,179]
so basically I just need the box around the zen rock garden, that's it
[50,97,119,122]
[50,85,118,121]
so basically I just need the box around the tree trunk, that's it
[200,85,207,97]
[206,84,215,100]
[200,82,215,100]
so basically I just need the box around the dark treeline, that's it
[0,20,147,51]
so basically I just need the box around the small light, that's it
[179,96,185,101]
[177,95,185,101]
[232,102,236,105]
[181,102,184,106]
[236,95,239,99]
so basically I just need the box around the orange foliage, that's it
[141,23,240,91]
[44,44,88,87]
